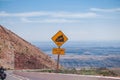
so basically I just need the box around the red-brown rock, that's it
[0,25,56,69]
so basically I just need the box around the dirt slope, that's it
[0,25,56,69]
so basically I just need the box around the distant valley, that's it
[32,41,120,69]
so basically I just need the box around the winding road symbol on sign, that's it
[55,35,64,42]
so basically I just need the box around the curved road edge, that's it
[13,71,120,80]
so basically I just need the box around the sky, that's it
[0,0,120,42]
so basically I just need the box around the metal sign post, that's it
[56,46,60,72]
[51,30,68,72]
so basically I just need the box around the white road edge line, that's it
[7,73,30,80]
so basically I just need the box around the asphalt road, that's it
[13,71,120,80]
[6,73,29,80]
[4,71,120,80]
[4,71,29,80]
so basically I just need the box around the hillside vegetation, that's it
[27,68,120,77]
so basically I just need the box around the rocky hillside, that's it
[0,25,57,69]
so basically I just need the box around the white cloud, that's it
[0,11,98,18]
[52,12,98,18]
[21,17,80,23]
[0,11,98,23]
[0,11,50,17]
[0,11,10,16]
[90,8,120,12]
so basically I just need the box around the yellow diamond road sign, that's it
[52,31,68,47]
